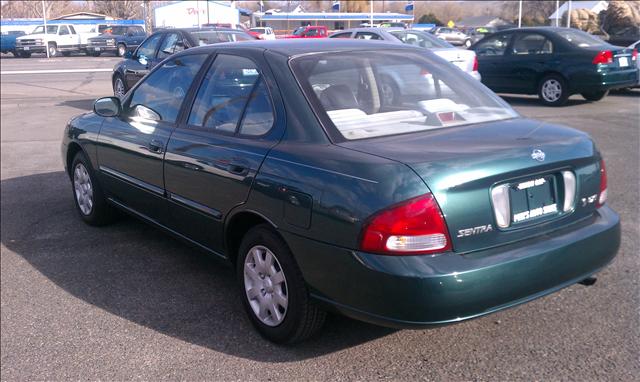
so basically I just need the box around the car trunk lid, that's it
[338,118,602,253]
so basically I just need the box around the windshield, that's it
[291,50,518,141]
[557,29,605,47]
[32,25,58,34]
[293,27,305,36]
[390,30,454,48]
[102,26,128,35]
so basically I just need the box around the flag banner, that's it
[405,1,414,12]
[332,1,340,12]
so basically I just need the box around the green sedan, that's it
[62,40,620,343]
[470,27,638,106]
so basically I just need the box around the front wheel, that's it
[237,225,326,343]
[581,90,609,101]
[538,74,569,106]
[117,43,126,57]
[47,42,58,57]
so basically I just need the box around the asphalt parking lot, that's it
[1,55,639,380]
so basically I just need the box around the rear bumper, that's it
[284,206,620,328]
[571,67,638,92]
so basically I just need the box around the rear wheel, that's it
[91,51,101,57]
[538,74,569,106]
[581,90,609,101]
[70,151,116,226]
[117,43,126,57]
[237,225,326,343]
[47,42,58,57]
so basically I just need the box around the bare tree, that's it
[90,0,143,19]
[1,0,76,19]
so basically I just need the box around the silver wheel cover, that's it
[541,79,562,102]
[73,163,94,216]
[114,78,125,98]
[243,245,288,327]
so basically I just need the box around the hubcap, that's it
[73,163,93,216]
[114,78,125,98]
[118,45,125,56]
[243,245,288,327]
[542,79,562,102]
[49,46,56,56]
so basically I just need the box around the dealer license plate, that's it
[509,176,558,224]
[24,46,29,51]
[618,57,629,67]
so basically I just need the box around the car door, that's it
[96,53,209,223]
[472,32,514,91]
[124,32,164,89]
[58,25,74,48]
[163,51,285,254]
[506,32,556,93]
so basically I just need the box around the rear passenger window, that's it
[512,34,553,55]
[188,54,274,135]
[330,32,352,39]
[355,32,381,40]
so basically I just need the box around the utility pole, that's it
[42,0,49,58]
[555,0,559,27]
[518,0,522,28]
[566,0,572,28]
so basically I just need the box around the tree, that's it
[90,0,143,19]
[417,13,442,26]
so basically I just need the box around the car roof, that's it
[495,27,581,34]
[179,38,419,58]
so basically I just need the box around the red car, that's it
[283,25,328,38]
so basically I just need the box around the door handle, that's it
[147,139,164,153]
[226,160,250,176]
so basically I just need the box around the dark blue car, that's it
[1,30,26,56]
[87,25,146,57]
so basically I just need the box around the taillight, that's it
[632,48,637,61]
[592,50,613,64]
[597,159,607,207]
[360,194,452,255]
[472,55,478,71]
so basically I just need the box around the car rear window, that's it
[291,50,518,141]
[557,29,605,47]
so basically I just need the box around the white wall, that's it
[154,1,239,28]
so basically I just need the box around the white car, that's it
[329,28,481,81]
[15,23,100,57]
[249,27,276,40]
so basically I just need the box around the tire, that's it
[19,51,31,58]
[237,224,326,344]
[47,42,58,57]
[380,75,401,107]
[70,151,117,226]
[62,51,71,57]
[113,74,127,99]
[538,74,569,106]
[581,90,609,101]
[117,43,126,57]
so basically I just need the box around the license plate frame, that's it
[95,47,101,51]
[509,175,559,225]
[23,46,29,51]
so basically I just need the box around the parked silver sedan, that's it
[433,27,472,47]
[330,28,480,81]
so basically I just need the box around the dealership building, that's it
[253,11,414,32]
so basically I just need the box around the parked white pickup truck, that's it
[15,24,99,57]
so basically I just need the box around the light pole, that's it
[42,0,49,58]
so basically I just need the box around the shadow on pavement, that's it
[0,171,395,362]
[498,94,591,106]
[58,98,96,111]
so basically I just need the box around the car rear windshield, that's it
[291,50,518,141]
[389,30,453,48]
[557,29,605,47]
[192,30,253,45]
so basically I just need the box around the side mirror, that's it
[138,54,148,65]
[94,97,121,117]
[124,50,133,59]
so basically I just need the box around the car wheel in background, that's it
[581,90,609,101]
[538,74,569,106]
[237,224,326,343]
[91,51,101,57]
[47,42,58,57]
[380,76,401,106]
[113,74,127,99]
[117,44,127,57]
[70,151,117,226]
